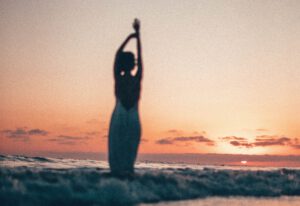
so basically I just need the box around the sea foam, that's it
[1,155,300,205]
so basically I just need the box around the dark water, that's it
[1,155,300,205]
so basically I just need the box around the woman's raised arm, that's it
[116,33,135,55]
[133,19,143,80]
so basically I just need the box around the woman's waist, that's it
[114,100,138,113]
[116,99,138,109]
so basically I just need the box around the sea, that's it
[1,154,300,206]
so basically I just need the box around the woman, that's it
[108,19,143,176]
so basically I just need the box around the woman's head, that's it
[119,52,135,72]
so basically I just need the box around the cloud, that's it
[220,136,247,141]
[165,129,182,135]
[1,127,48,141]
[156,136,214,146]
[165,129,207,135]
[221,135,300,149]
[28,129,49,136]
[254,135,291,146]
[292,145,300,149]
[256,128,269,132]
[48,135,90,145]
[219,136,252,148]
[156,139,173,145]
[85,131,101,136]
[230,141,253,148]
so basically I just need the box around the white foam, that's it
[1,155,300,205]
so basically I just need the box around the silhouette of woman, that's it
[108,19,143,176]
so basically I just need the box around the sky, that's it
[1,0,300,158]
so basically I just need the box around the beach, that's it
[142,196,300,206]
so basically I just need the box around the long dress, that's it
[108,74,141,175]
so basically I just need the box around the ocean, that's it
[1,154,300,206]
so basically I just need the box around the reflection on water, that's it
[2,155,300,171]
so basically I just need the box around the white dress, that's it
[108,100,141,174]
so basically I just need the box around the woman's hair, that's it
[118,52,135,72]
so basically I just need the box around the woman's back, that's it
[115,74,141,110]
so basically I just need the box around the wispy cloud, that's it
[164,129,207,137]
[256,128,269,132]
[219,136,252,148]
[28,129,49,136]
[165,129,183,135]
[156,138,173,145]
[220,136,247,141]
[292,145,300,149]
[48,135,90,145]
[254,135,291,146]
[85,131,101,136]
[221,135,300,149]
[156,136,214,146]
[1,127,49,141]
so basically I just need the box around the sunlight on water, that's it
[2,155,300,171]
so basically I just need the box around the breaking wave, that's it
[1,155,300,205]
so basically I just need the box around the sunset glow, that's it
[241,160,247,165]
[1,0,300,160]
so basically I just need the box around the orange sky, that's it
[1,0,300,157]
